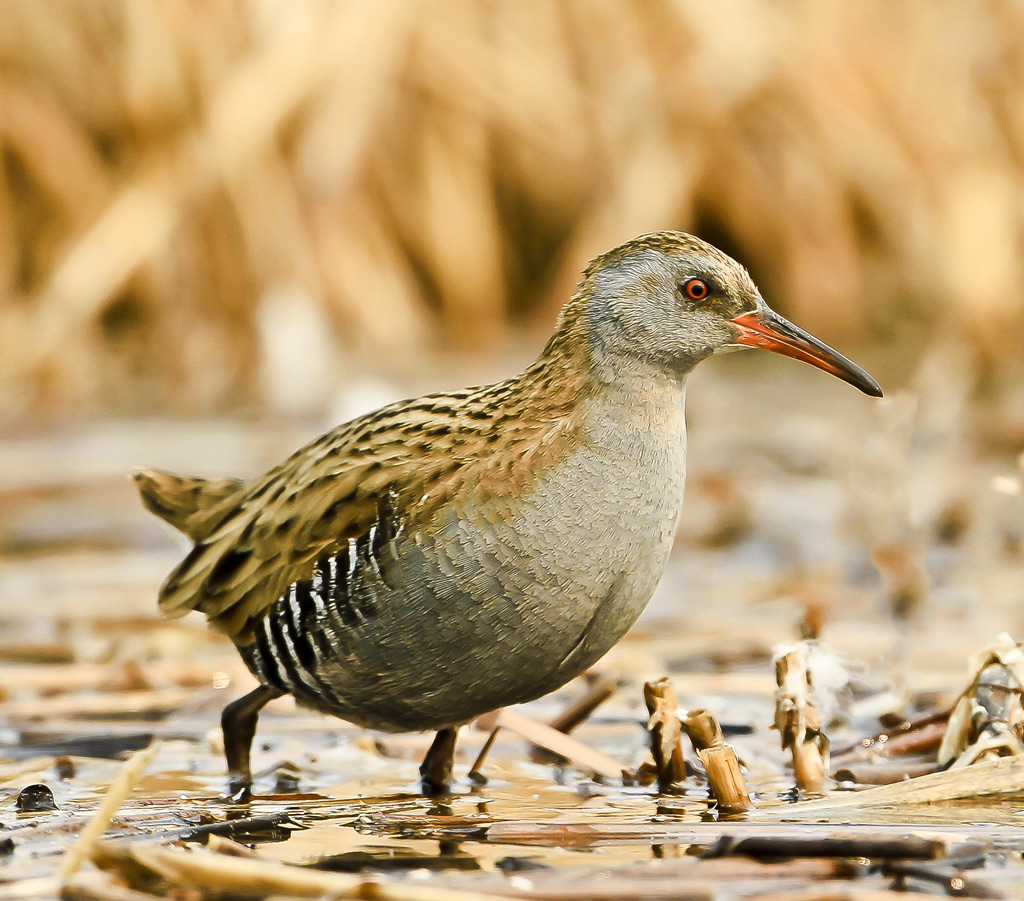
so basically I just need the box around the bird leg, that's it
[221,684,281,801]
[419,726,459,796]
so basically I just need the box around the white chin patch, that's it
[715,343,749,355]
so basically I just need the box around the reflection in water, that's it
[310,843,481,873]
[199,771,716,878]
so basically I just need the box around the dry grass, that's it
[2,0,1023,419]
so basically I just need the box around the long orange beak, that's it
[730,309,883,397]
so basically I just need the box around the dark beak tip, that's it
[854,370,884,398]
[834,365,884,399]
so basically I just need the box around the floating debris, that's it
[938,632,1024,769]
[14,784,56,812]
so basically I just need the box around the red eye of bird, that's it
[684,278,709,301]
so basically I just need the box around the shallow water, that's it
[4,360,1024,896]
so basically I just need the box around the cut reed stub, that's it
[680,706,753,813]
[697,745,752,814]
[643,677,687,792]
[773,642,830,794]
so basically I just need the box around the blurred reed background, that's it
[2,0,1024,424]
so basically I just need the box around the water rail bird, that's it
[136,231,882,798]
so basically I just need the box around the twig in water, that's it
[703,834,946,861]
[470,672,618,779]
[490,708,625,781]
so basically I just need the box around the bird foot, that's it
[224,776,254,804]
[418,772,452,797]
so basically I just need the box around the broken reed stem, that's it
[681,706,752,811]
[774,643,829,794]
[122,841,506,901]
[493,708,625,780]
[697,745,752,814]
[791,731,827,794]
[683,708,725,752]
[58,741,160,882]
[468,727,499,784]
[643,677,687,791]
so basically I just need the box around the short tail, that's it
[133,469,246,542]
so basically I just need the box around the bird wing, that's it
[154,396,475,644]
[150,363,585,646]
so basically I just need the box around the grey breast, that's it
[243,386,689,733]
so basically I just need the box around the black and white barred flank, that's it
[241,495,403,705]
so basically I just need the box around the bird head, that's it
[579,231,882,397]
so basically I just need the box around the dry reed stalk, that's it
[467,726,499,784]
[696,745,753,815]
[59,741,159,882]
[490,707,625,781]
[773,643,829,794]
[644,677,687,791]
[679,705,752,812]
[3,2,1024,416]
[471,673,617,776]
[753,755,1024,817]
[683,708,726,752]
[121,841,505,901]
[547,671,618,734]
[485,818,1014,851]
[530,670,618,764]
